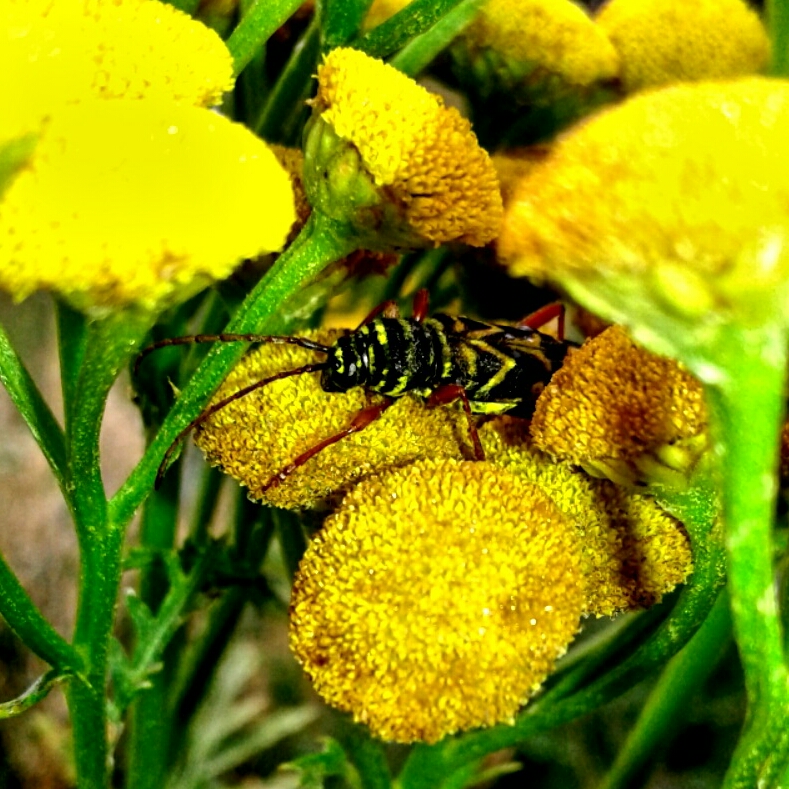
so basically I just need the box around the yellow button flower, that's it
[289,458,584,743]
[303,47,502,249]
[498,78,789,330]
[596,0,770,94]
[530,326,708,487]
[456,0,620,99]
[0,99,295,312]
[481,419,693,616]
[2,0,233,139]
[193,330,473,509]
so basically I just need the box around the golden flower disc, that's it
[530,326,708,485]
[1,0,233,139]
[461,0,619,89]
[289,458,584,742]
[596,0,770,93]
[481,418,693,616]
[0,99,295,311]
[193,331,473,509]
[313,47,502,247]
[498,78,789,327]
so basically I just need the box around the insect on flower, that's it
[137,291,575,492]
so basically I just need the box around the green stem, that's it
[704,325,789,789]
[598,591,732,789]
[226,0,305,76]
[66,310,153,789]
[109,212,357,531]
[768,0,789,76]
[126,472,181,789]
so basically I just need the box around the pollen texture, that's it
[462,0,619,88]
[289,458,584,742]
[530,326,708,483]
[192,331,473,509]
[481,419,693,616]
[597,0,770,93]
[315,47,502,246]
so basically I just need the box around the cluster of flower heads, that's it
[366,0,768,108]
[194,322,698,742]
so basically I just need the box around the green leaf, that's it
[0,320,68,497]
[0,669,71,720]
[389,0,484,76]
[322,0,374,51]
[284,738,351,789]
[355,0,468,60]
[227,0,306,75]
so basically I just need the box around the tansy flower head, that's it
[289,458,584,743]
[481,419,693,615]
[452,0,619,106]
[0,99,295,312]
[596,0,770,94]
[498,78,789,333]
[302,47,502,249]
[193,331,473,509]
[530,326,708,487]
[2,0,233,139]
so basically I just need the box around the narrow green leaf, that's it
[0,320,68,495]
[0,550,82,674]
[227,0,305,75]
[0,669,71,720]
[322,0,374,51]
[356,0,468,60]
[389,0,484,76]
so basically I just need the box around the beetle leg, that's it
[518,302,565,339]
[427,383,484,461]
[262,397,395,492]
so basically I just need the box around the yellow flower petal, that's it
[289,458,584,742]
[498,78,789,328]
[310,47,502,247]
[481,418,693,616]
[597,0,770,93]
[193,330,473,509]
[0,99,295,311]
[1,0,233,139]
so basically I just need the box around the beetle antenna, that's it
[155,362,328,488]
[134,334,331,376]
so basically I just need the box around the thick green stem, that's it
[109,213,357,530]
[704,325,789,789]
[66,311,153,789]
